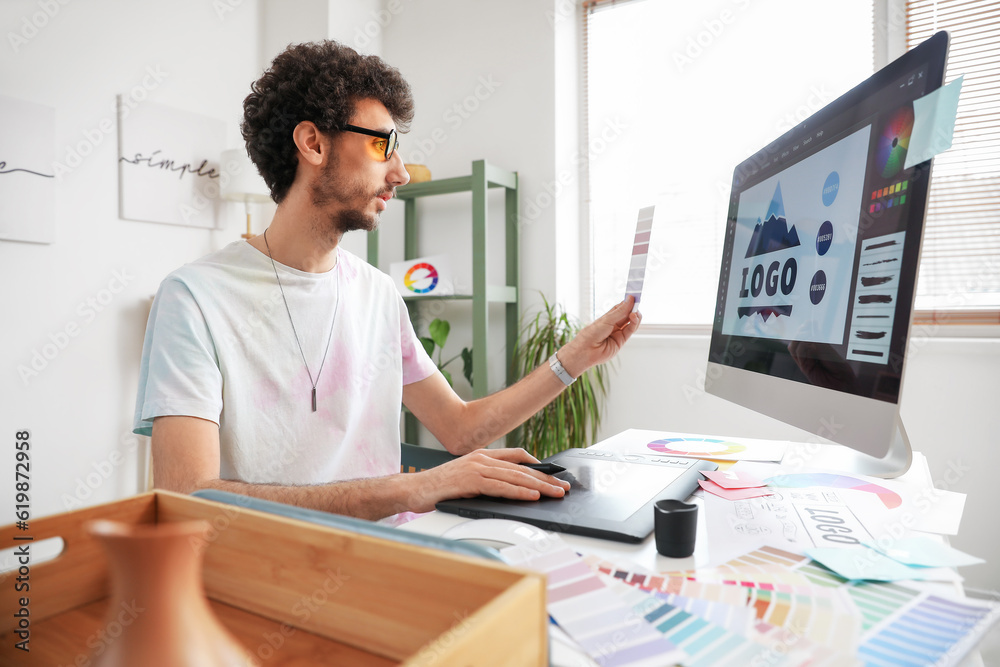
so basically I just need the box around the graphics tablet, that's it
[436,448,717,543]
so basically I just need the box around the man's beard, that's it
[310,158,384,234]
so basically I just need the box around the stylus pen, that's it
[520,462,567,475]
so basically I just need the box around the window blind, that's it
[907,0,1000,320]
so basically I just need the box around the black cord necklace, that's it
[262,228,341,412]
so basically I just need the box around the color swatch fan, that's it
[877,104,914,178]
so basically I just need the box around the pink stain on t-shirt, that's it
[252,377,282,411]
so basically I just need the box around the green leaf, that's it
[440,368,453,388]
[429,318,450,349]
[509,291,613,458]
[419,336,435,357]
[461,347,474,385]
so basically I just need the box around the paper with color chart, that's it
[592,428,789,462]
[738,460,967,536]
[624,206,654,310]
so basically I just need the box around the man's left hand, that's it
[558,295,642,378]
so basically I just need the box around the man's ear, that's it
[292,121,327,167]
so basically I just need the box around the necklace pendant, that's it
[311,387,317,412]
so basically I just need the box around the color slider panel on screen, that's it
[592,429,788,462]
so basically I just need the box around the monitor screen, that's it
[707,32,949,472]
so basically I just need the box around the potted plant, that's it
[511,296,609,460]
[419,318,472,388]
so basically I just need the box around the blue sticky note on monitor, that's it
[904,75,963,168]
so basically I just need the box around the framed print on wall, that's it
[117,97,226,229]
[0,94,56,244]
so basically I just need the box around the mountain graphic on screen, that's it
[737,305,793,321]
[745,183,800,258]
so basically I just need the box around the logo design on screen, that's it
[737,183,799,321]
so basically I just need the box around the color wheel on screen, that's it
[877,104,914,179]
[765,473,902,509]
[403,262,439,293]
[648,437,747,456]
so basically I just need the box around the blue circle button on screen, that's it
[822,172,839,206]
[816,220,833,256]
[810,270,827,305]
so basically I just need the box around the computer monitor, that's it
[706,31,950,478]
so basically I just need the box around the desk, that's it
[400,441,987,667]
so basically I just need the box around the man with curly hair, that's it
[133,41,640,521]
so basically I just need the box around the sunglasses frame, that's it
[343,124,399,161]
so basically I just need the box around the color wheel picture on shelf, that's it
[389,254,455,297]
[877,104,914,179]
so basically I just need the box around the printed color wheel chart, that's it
[877,104,914,179]
[764,473,902,509]
[647,437,746,456]
[403,262,439,294]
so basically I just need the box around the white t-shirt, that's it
[132,240,438,486]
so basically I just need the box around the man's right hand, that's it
[152,416,569,520]
[409,448,571,513]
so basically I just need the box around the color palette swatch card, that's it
[649,592,755,635]
[590,551,861,652]
[858,591,1000,667]
[697,479,774,501]
[740,581,861,649]
[750,621,860,667]
[611,583,818,667]
[713,544,1000,664]
[586,555,748,607]
[502,538,684,667]
[702,469,767,489]
[625,205,655,308]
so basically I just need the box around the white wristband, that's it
[549,353,576,386]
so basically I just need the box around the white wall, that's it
[0,0,260,518]
[598,334,1000,591]
[373,0,583,422]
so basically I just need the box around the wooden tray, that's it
[0,491,547,665]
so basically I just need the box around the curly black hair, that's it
[241,41,414,204]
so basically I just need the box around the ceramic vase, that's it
[86,519,252,667]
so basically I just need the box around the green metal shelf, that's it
[402,285,517,304]
[367,160,520,446]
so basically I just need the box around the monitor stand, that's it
[791,416,912,478]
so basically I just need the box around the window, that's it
[585,0,999,327]
[906,0,1000,320]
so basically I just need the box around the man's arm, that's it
[404,297,641,455]
[152,415,569,520]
